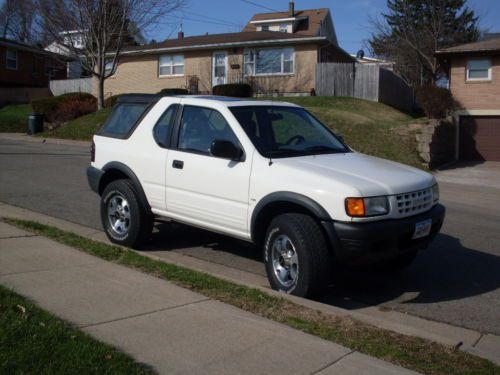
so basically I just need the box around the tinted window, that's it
[231,106,347,158]
[101,103,149,136]
[153,104,178,147]
[178,106,239,155]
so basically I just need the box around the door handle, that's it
[172,160,184,169]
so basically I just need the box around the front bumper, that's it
[322,204,445,265]
[86,166,104,194]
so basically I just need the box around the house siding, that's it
[97,44,318,97]
[0,45,66,88]
[450,55,500,110]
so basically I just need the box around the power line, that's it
[239,0,280,13]
[164,14,241,29]
[183,10,244,28]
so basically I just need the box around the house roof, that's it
[436,37,500,55]
[0,37,70,60]
[243,8,329,37]
[121,31,327,55]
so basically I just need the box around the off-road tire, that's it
[263,213,331,297]
[100,179,153,248]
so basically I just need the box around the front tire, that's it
[100,179,153,248]
[263,213,331,297]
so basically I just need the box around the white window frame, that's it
[6,49,17,70]
[466,58,492,81]
[279,23,288,33]
[244,47,295,76]
[158,54,184,77]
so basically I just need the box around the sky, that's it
[148,0,500,55]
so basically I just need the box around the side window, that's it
[153,104,178,147]
[178,106,239,155]
[100,103,149,137]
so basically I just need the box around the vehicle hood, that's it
[275,152,434,196]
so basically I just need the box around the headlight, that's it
[432,183,439,203]
[345,196,389,217]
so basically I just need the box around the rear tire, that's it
[100,179,153,248]
[263,213,331,297]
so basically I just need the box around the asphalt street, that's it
[1,138,499,334]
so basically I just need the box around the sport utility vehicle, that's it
[87,94,445,297]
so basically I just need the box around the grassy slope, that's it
[0,285,152,374]
[40,108,112,141]
[270,96,425,168]
[0,104,32,133]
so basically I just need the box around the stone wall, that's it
[416,119,456,169]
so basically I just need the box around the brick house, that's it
[436,37,500,161]
[98,4,353,98]
[0,38,66,88]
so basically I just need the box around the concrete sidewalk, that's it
[0,221,419,375]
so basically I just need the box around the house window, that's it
[244,47,294,76]
[105,61,115,76]
[466,59,491,81]
[159,54,184,76]
[261,25,269,31]
[279,24,288,33]
[6,49,17,70]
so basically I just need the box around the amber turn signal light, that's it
[345,198,365,217]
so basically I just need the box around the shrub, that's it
[212,83,252,98]
[52,98,97,124]
[104,95,121,108]
[415,86,454,119]
[31,93,97,123]
[158,88,189,95]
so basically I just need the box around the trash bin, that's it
[27,113,44,135]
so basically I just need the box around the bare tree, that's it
[39,0,186,109]
[0,0,40,42]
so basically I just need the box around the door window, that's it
[153,104,179,147]
[178,106,239,155]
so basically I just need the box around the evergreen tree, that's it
[369,0,479,86]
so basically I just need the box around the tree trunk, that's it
[97,78,105,110]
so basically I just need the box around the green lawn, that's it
[0,104,32,133]
[39,108,111,141]
[0,285,152,374]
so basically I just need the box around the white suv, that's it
[87,94,445,297]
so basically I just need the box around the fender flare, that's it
[250,191,331,242]
[101,162,151,211]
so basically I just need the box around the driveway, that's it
[1,137,499,335]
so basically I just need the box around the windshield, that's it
[230,106,349,158]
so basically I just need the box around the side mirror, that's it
[210,140,244,161]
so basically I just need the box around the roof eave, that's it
[119,36,327,56]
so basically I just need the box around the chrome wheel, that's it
[271,235,299,288]
[107,194,131,236]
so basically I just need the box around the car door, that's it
[165,104,251,238]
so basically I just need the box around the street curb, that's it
[1,200,499,366]
[0,133,91,147]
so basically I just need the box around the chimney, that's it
[178,23,184,39]
[289,1,295,17]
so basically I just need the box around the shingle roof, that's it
[436,37,500,55]
[122,31,325,54]
[243,8,329,37]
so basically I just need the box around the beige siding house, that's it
[96,5,353,98]
[436,37,500,161]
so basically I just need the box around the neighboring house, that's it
[99,3,354,97]
[0,37,66,88]
[436,37,500,161]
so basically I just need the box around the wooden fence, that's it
[49,78,93,96]
[316,63,414,111]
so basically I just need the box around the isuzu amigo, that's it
[87,94,445,297]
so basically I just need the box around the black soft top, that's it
[116,93,164,104]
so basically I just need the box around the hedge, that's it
[31,92,97,124]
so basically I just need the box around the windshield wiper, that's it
[304,145,341,152]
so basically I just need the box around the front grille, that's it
[395,188,433,217]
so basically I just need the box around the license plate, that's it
[412,219,432,239]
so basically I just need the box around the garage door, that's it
[459,116,500,161]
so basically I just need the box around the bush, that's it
[415,86,454,119]
[104,95,121,108]
[31,93,97,124]
[212,83,252,98]
[158,88,189,95]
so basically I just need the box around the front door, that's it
[212,51,227,87]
